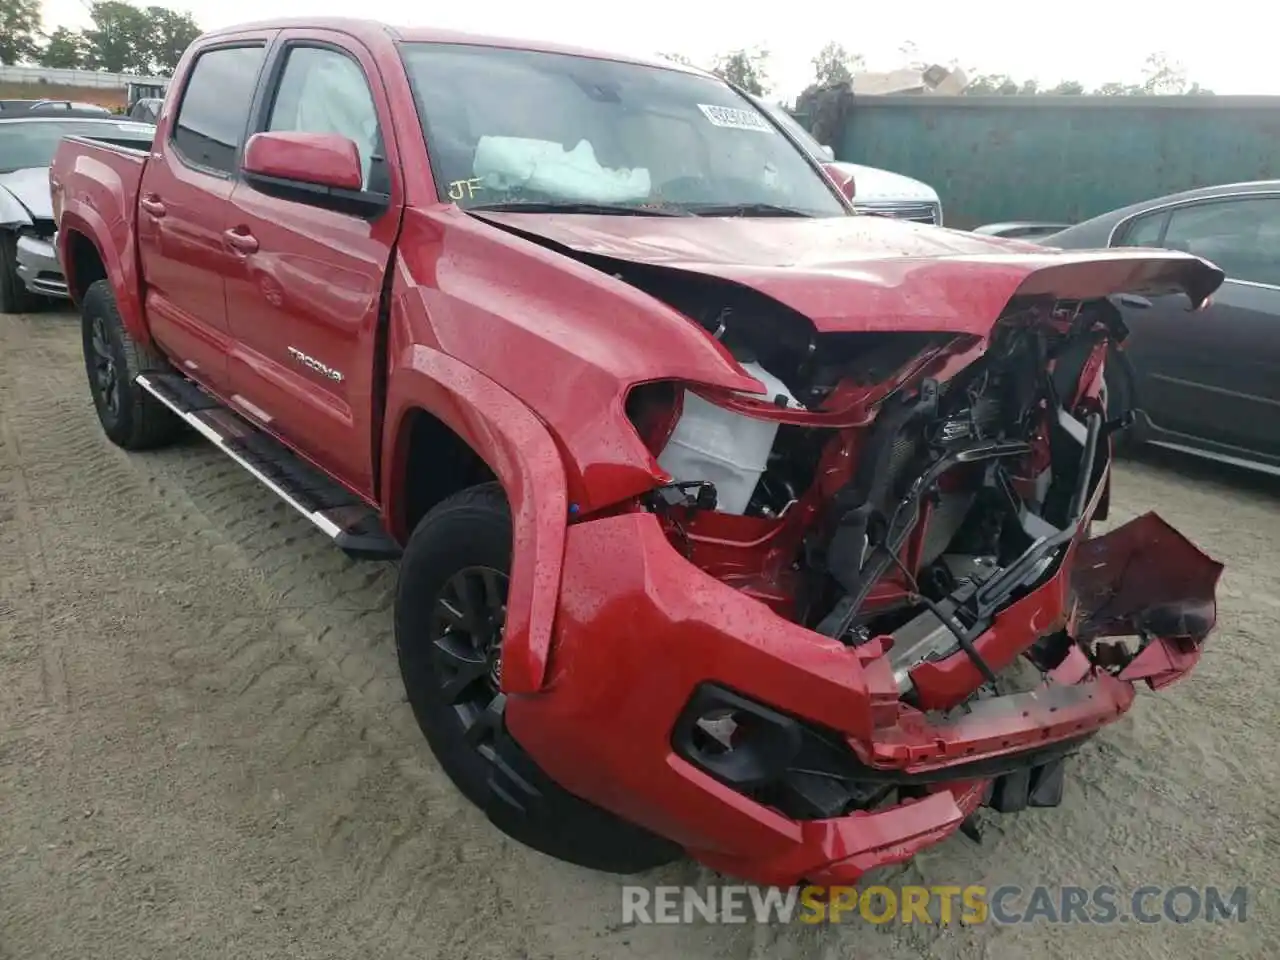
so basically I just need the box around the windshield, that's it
[0,119,154,173]
[400,43,846,217]
[752,98,827,157]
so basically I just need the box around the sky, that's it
[38,0,1280,100]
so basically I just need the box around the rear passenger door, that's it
[1113,195,1280,455]
[223,32,403,498]
[136,38,271,394]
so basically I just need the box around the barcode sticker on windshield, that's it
[697,104,775,132]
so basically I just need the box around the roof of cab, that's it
[198,17,710,78]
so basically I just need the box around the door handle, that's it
[1116,293,1152,309]
[223,227,259,255]
[139,195,166,217]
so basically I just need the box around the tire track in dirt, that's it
[1,310,1276,960]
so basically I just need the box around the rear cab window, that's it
[172,44,268,174]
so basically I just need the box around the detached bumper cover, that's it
[504,510,1221,887]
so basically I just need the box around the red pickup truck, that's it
[51,18,1226,887]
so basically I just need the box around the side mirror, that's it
[822,162,856,201]
[243,131,363,189]
[817,144,836,161]
[242,131,387,218]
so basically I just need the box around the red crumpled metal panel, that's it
[1073,512,1224,689]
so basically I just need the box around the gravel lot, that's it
[1,309,1276,960]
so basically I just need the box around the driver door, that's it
[223,33,403,498]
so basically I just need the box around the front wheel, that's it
[0,233,37,314]
[395,482,682,873]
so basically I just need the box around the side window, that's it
[266,46,382,191]
[1163,197,1280,287]
[173,45,267,174]
[1115,210,1167,248]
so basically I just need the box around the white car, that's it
[753,97,944,226]
[0,114,155,311]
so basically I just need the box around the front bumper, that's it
[15,232,68,299]
[504,502,1221,886]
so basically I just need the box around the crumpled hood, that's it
[0,167,53,220]
[474,212,1224,335]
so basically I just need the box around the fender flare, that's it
[383,344,567,694]
[57,203,150,345]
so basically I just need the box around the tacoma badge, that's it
[287,346,344,382]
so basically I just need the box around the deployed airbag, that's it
[473,136,651,203]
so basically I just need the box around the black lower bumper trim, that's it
[988,756,1067,812]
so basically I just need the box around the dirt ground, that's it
[1,309,1276,960]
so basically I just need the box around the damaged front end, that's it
[503,241,1225,886]
[643,279,1222,836]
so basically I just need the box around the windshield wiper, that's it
[682,202,815,218]
[467,200,691,217]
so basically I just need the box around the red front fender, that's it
[382,343,567,694]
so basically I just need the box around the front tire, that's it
[81,279,183,450]
[395,483,682,873]
[0,233,37,314]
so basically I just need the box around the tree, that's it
[711,47,770,96]
[0,0,41,65]
[39,27,91,69]
[147,6,199,73]
[659,51,695,67]
[963,74,1021,95]
[956,48,1214,97]
[1094,81,1144,96]
[84,2,199,75]
[1141,52,1187,95]
[962,62,1210,97]
[1046,79,1085,95]
[810,42,863,88]
[85,0,154,73]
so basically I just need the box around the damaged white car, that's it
[1,114,154,312]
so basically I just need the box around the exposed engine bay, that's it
[621,265,1123,704]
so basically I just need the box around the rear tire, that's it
[395,482,682,873]
[0,233,37,314]
[81,279,183,450]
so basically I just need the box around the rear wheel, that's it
[81,279,183,450]
[395,483,682,873]
[0,233,36,314]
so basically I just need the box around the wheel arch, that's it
[57,208,150,345]
[396,407,498,537]
[382,343,568,694]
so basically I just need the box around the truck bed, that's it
[51,135,150,240]
[50,134,151,295]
